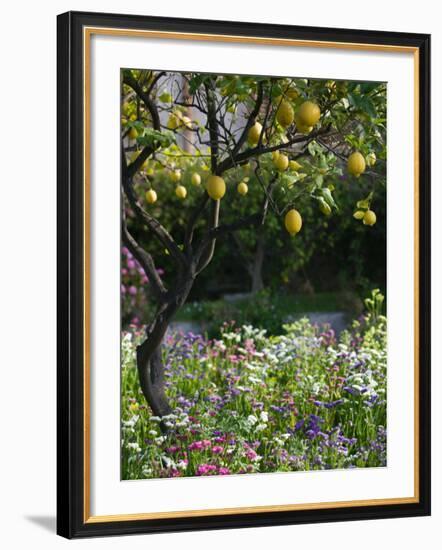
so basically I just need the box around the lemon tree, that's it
[121,69,386,419]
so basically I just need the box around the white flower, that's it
[247,414,258,426]
[161,456,176,469]
[260,411,269,423]
[177,460,188,470]
[127,442,141,452]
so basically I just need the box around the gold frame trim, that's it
[83,27,420,524]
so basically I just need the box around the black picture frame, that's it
[57,10,431,539]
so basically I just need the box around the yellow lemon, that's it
[297,101,321,126]
[272,150,280,162]
[353,210,365,220]
[175,185,187,199]
[248,122,263,145]
[206,175,226,200]
[128,127,138,140]
[237,182,248,195]
[363,210,377,226]
[145,189,157,204]
[191,172,201,186]
[274,153,289,172]
[289,160,302,171]
[294,112,313,134]
[366,152,377,167]
[276,100,294,128]
[347,152,366,177]
[286,87,299,100]
[284,209,303,235]
[171,169,182,183]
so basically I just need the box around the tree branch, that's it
[204,80,219,173]
[194,200,220,274]
[230,81,264,160]
[121,141,188,268]
[123,72,161,130]
[121,217,167,301]
[218,124,331,174]
[184,194,210,253]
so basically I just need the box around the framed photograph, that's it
[57,11,431,538]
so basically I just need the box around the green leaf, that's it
[136,128,176,149]
[356,191,373,210]
[321,187,338,210]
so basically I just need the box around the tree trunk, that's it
[136,279,194,421]
[137,342,172,418]
[250,235,265,294]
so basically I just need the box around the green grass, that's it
[174,290,362,337]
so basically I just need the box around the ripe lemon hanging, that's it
[171,169,182,183]
[145,189,157,204]
[128,127,138,140]
[206,175,226,200]
[363,210,377,226]
[274,153,289,172]
[248,122,263,145]
[175,185,187,199]
[294,112,313,134]
[297,101,321,126]
[237,181,248,196]
[347,152,366,177]
[276,100,295,128]
[284,209,303,235]
[286,87,299,100]
[191,172,201,186]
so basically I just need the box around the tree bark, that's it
[136,278,195,421]
[251,236,265,294]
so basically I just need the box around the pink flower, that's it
[218,467,231,475]
[127,260,136,269]
[188,439,211,451]
[211,445,223,455]
[196,464,217,476]
[245,449,258,460]
[128,285,137,296]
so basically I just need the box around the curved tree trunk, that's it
[137,342,172,418]
[136,278,195,420]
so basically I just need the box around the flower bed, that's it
[121,313,386,479]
